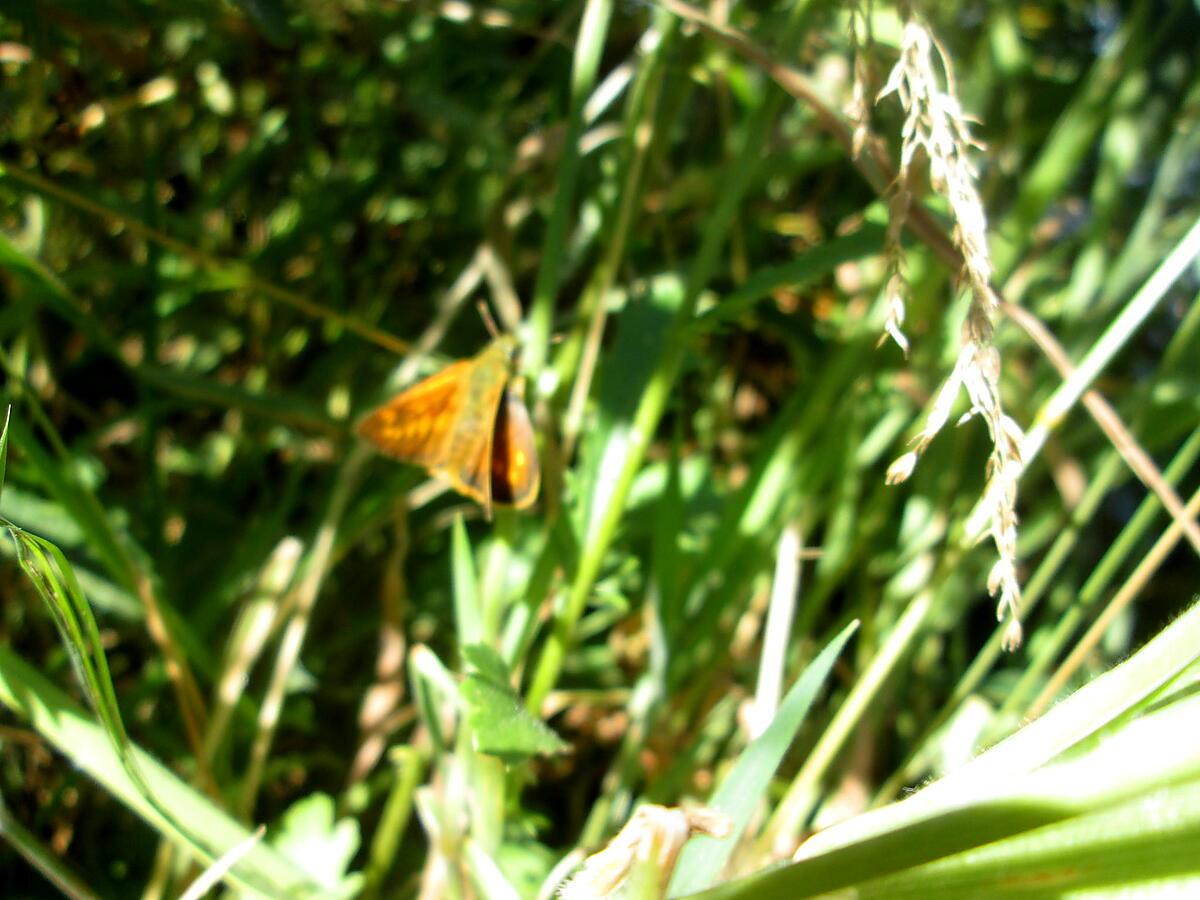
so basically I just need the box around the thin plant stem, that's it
[526,0,817,711]
[238,447,368,820]
[525,0,615,374]
[993,214,1200,553]
[1029,483,1200,717]
[361,747,425,900]
[0,162,409,355]
[561,13,677,458]
[1001,427,1200,720]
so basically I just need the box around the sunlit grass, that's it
[1,1,1198,897]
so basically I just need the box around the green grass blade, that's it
[526,0,615,372]
[668,620,859,896]
[452,514,482,652]
[852,782,1200,897]
[11,532,130,748]
[794,597,1200,863]
[0,646,324,897]
[0,794,98,900]
[0,404,10,505]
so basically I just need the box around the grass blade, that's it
[669,620,859,895]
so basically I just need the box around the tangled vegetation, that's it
[1,0,1198,897]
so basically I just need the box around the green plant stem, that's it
[361,748,424,899]
[0,795,98,900]
[560,12,678,456]
[1002,427,1200,720]
[526,0,817,712]
[238,447,368,821]
[467,739,506,859]
[1029,483,1200,717]
[525,0,615,374]
[480,511,516,645]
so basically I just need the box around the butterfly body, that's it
[357,336,539,517]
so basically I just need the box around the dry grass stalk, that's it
[874,18,1025,649]
[847,1,875,160]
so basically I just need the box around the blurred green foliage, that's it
[1,0,1198,897]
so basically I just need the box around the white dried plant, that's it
[873,17,1025,649]
[556,804,731,899]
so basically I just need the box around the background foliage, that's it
[1,0,1198,897]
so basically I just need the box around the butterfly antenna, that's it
[477,301,501,338]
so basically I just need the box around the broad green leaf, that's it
[460,643,568,761]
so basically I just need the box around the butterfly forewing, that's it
[432,356,509,514]
[355,360,472,468]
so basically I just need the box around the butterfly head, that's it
[492,334,521,370]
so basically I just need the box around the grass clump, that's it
[1,1,1198,897]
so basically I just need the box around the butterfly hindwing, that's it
[490,389,540,510]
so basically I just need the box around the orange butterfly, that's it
[357,334,540,518]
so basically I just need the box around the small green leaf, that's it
[462,642,511,686]
[270,793,362,899]
[461,643,568,761]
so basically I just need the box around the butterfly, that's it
[357,334,540,518]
